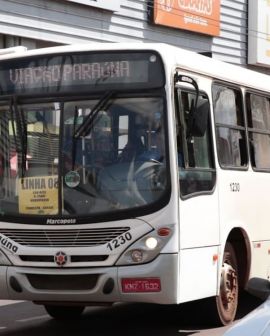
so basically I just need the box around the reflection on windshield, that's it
[0,101,60,215]
[62,97,167,215]
[0,96,168,218]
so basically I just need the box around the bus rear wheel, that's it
[44,305,85,320]
[216,242,239,325]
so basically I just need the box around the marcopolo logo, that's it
[54,251,68,267]
[46,218,76,225]
[0,234,18,253]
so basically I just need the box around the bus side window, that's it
[176,89,216,197]
[213,84,247,168]
[246,93,270,170]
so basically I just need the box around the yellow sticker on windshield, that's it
[18,176,58,215]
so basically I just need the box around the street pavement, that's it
[0,294,262,336]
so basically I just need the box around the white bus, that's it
[0,43,268,325]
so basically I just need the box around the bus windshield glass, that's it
[0,51,169,221]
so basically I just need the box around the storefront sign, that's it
[248,1,270,67]
[18,176,59,215]
[66,0,121,12]
[151,0,220,36]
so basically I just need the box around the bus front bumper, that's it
[0,254,178,305]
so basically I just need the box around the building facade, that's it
[0,0,268,73]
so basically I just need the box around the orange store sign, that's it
[152,0,220,36]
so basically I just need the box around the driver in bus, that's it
[138,126,164,163]
[118,131,145,162]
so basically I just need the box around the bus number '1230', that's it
[107,232,132,251]
[230,183,240,192]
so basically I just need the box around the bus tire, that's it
[216,242,239,325]
[44,305,85,320]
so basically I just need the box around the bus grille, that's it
[0,227,130,247]
[27,274,98,290]
[19,255,108,262]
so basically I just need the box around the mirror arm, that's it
[174,74,199,106]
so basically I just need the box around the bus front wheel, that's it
[44,305,85,320]
[216,242,239,325]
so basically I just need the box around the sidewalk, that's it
[0,300,22,306]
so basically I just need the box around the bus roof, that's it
[0,43,269,93]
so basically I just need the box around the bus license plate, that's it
[121,278,161,293]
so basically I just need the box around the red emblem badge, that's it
[54,251,68,266]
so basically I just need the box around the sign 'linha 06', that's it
[18,176,59,215]
[152,0,220,36]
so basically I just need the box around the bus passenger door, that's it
[175,82,219,303]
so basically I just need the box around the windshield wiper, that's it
[10,96,27,179]
[71,105,79,170]
[74,91,114,139]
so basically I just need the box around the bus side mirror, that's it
[247,277,270,301]
[187,100,209,137]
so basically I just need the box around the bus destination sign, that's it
[10,61,142,87]
[0,52,164,94]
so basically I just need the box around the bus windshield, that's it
[0,50,169,221]
[0,94,168,219]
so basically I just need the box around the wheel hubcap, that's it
[220,262,237,310]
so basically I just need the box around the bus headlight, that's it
[145,237,158,249]
[0,250,12,266]
[131,249,144,263]
[116,225,173,266]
